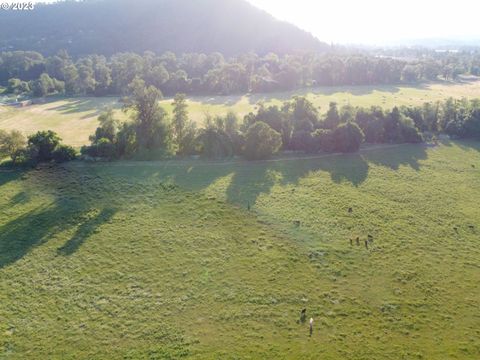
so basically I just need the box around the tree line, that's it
[2,50,479,99]
[2,90,480,166]
[0,129,76,166]
[78,86,480,162]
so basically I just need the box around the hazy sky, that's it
[6,0,480,44]
[247,0,480,44]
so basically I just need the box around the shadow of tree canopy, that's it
[57,207,116,256]
[362,144,427,171]
[224,154,370,206]
[0,143,430,269]
[245,83,435,106]
[0,202,74,268]
[147,145,427,208]
[0,167,118,268]
[444,139,480,153]
[8,191,30,206]
[0,169,21,188]
[45,97,121,118]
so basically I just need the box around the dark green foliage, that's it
[52,145,77,163]
[172,93,197,155]
[30,73,54,97]
[400,124,424,143]
[2,48,478,99]
[222,112,245,155]
[26,130,74,164]
[333,122,365,153]
[6,78,30,94]
[245,104,291,146]
[443,98,480,139]
[27,130,61,162]
[196,128,234,159]
[116,123,138,157]
[355,107,385,143]
[290,130,316,153]
[127,79,172,152]
[244,122,282,160]
[324,102,341,129]
[81,138,116,159]
[90,109,119,143]
[0,129,26,164]
[312,129,335,152]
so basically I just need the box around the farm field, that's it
[2,80,480,147]
[1,141,479,359]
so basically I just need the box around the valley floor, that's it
[2,79,480,147]
[0,141,479,359]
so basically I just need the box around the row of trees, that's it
[80,82,426,162]
[0,129,76,165]
[3,93,480,166]
[2,50,478,98]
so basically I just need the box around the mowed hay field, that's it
[2,80,480,147]
[1,141,479,359]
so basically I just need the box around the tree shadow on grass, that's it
[223,153,369,206]
[146,145,428,208]
[46,97,121,117]
[8,191,30,206]
[0,170,21,188]
[57,207,116,256]
[0,202,68,268]
[0,167,119,268]
[245,83,427,106]
[362,144,428,171]
[280,153,370,187]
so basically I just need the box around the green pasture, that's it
[2,80,480,147]
[1,141,479,359]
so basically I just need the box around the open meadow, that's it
[1,141,479,359]
[2,80,480,147]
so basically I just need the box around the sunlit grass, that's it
[1,141,479,359]
[2,80,480,147]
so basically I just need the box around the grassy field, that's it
[2,80,480,147]
[1,141,479,359]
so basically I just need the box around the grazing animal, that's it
[348,207,353,213]
[356,237,360,246]
[309,318,314,337]
[350,238,353,246]
[365,240,369,249]
[300,309,307,323]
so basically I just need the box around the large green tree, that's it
[244,122,282,160]
[127,79,171,152]
[172,93,196,155]
[0,129,26,164]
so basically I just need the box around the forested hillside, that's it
[0,0,327,56]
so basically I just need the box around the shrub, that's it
[400,124,424,143]
[333,122,365,153]
[290,130,316,153]
[52,145,77,163]
[196,128,234,159]
[312,129,335,152]
[81,138,116,159]
[244,122,282,160]
[28,130,61,162]
[0,129,26,164]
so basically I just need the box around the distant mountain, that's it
[0,0,328,56]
